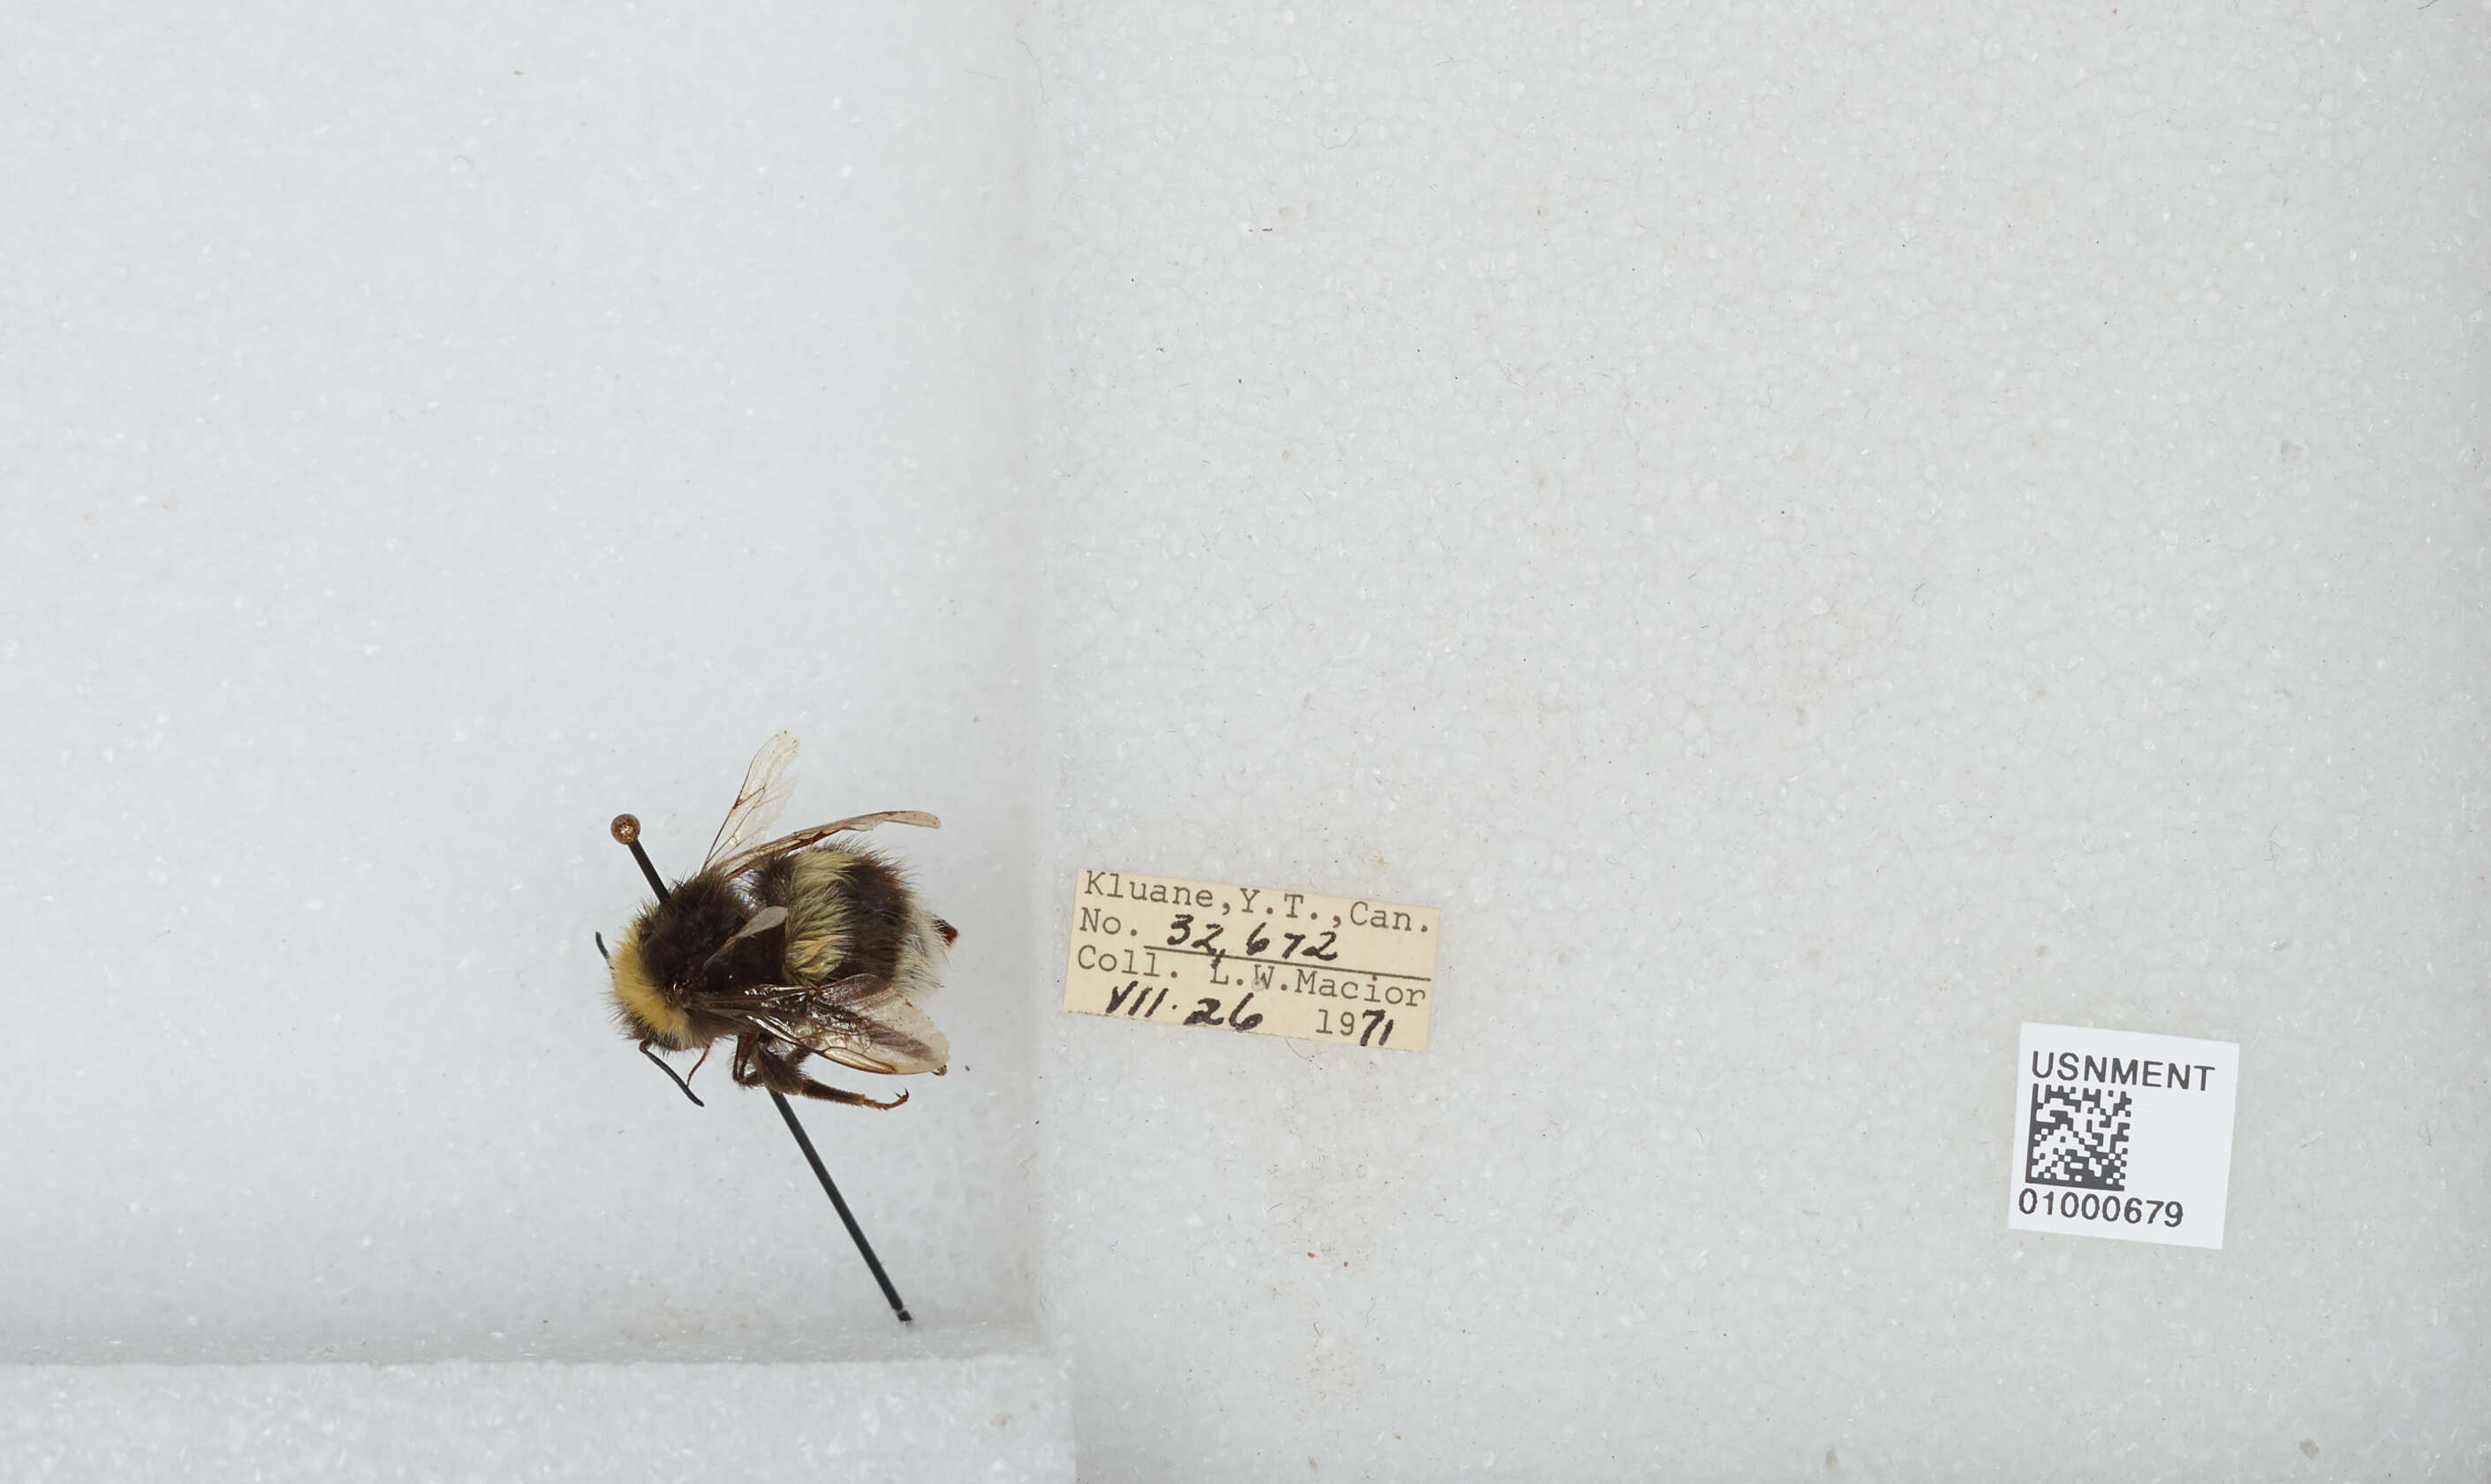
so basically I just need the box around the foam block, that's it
[1,0,1040,1366]
[1034,0,2490,1477]
[0,1358,1072,1482]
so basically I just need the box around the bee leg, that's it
[730,1032,766,1086]
[639,1038,706,1107]
[750,1040,908,1110]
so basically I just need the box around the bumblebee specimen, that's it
[603,733,954,1110]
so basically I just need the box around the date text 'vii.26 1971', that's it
[1063,868,1440,1052]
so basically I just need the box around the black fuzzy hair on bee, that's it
[626,874,778,1005]
[602,734,956,1113]
[749,846,908,982]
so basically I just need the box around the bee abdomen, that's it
[758,847,915,987]
[891,903,954,1003]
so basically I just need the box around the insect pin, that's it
[597,732,957,1321]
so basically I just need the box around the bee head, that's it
[606,911,693,1047]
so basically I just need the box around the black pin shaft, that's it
[610,813,914,1324]
[769,1088,912,1321]
[627,842,666,899]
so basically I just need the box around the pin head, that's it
[610,814,641,844]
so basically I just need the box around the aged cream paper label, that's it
[2008,1022,2241,1250]
[1064,868,1438,1051]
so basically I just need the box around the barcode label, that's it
[2008,1023,2240,1249]
[2025,1084,2131,1190]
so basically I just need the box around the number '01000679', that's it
[2017,1188,2183,1227]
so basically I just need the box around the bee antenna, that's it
[640,1039,706,1107]
[594,932,611,965]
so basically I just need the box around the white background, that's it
[3,0,1041,1362]
[8,0,2488,1480]
[1035,1,2487,1478]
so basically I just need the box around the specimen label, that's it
[1064,868,1438,1051]
[2008,1022,2241,1250]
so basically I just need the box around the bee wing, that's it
[708,809,941,881]
[753,974,950,1076]
[731,905,790,939]
[700,732,800,872]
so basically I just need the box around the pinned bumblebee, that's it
[595,732,955,1321]
[599,731,955,1110]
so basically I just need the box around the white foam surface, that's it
[8,0,2488,1478]
[2,0,1038,1363]
[0,1357,1072,1483]
[1034,1,2488,1479]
